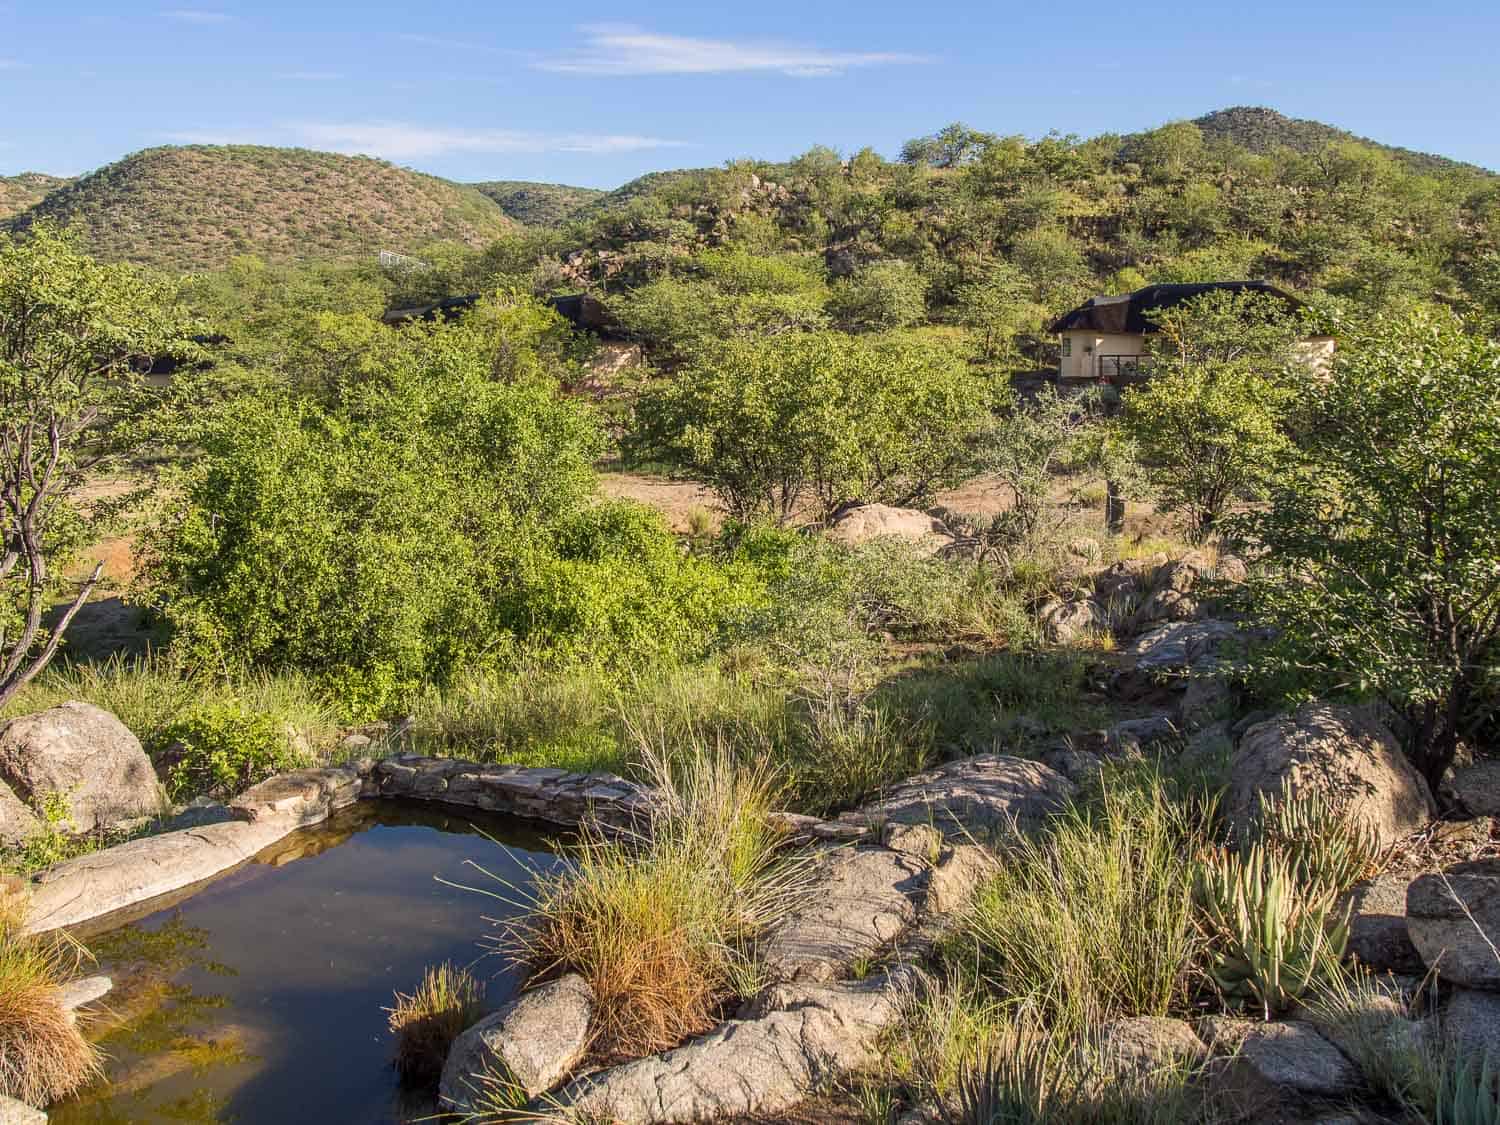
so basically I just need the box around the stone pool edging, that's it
[19,756,657,936]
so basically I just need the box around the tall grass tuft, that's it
[0,902,101,1106]
[386,962,486,1086]
[951,775,1210,1036]
[495,740,804,1061]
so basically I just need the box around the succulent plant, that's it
[1193,842,1349,1018]
[1257,786,1384,898]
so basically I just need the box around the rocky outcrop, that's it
[850,754,1074,841]
[439,975,593,1112]
[825,505,951,553]
[761,847,927,983]
[1198,1017,1360,1097]
[0,701,159,833]
[1341,873,1423,974]
[1124,551,1213,632]
[1407,860,1500,988]
[1227,703,1434,847]
[555,971,908,1123]
[0,780,40,847]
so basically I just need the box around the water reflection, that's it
[51,800,563,1125]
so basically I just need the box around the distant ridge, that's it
[471,180,606,227]
[3,145,513,271]
[1190,106,1494,176]
[0,173,71,221]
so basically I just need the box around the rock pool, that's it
[48,799,564,1124]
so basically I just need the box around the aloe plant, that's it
[1258,787,1384,898]
[1434,1052,1500,1125]
[1193,843,1349,1018]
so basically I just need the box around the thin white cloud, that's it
[536,24,930,77]
[163,122,687,160]
[163,9,232,24]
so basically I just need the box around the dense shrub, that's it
[630,331,989,523]
[157,703,302,801]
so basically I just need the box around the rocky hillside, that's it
[0,173,70,221]
[4,146,513,271]
[1191,106,1493,176]
[471,180,606,227]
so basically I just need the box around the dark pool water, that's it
[49,800,565,1125]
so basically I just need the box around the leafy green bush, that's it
[629,331,988,523]
[157,703,302,801]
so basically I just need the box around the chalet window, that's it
[1060,337,1072,357]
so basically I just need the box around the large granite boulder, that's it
[556,972,906,1123]
[1097,1016,1207,1080]
[1449,760,1500,817]
[1407,860,1500,988]
[1039,597,1106,645]
[825,505,951,553]
[0,780,40,846]
[1198,1017,1360,1097]
[0,701,158,833]
[439,974,592,1112]
[1442,988,1500,1058]
[1227,703,1434,847]
[853,754,1074,841]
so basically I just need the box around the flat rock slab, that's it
[22,815,297,935]
[761,847,927,983]
[1099,1016,1207,1080]
[1198,1017,1359,1097]
[1118,620,1242,673]
[556,972,906,1123]
[851,753,1074,841]
[440,974,592,1111]
[1407,860,1500,987]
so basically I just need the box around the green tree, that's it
[629,331,987,524]
[828,260,927,331]
[1119,291,1302,541]
[1239,306,1500,789]
[0,224,194,708]
[982,386,1107,543]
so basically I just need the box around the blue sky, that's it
[1,1,1495,186]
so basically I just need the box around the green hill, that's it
[1190,106,1493,176]
[0,173,71,221]
[4,146,513,271]
[471,180,606,227]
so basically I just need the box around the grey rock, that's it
[57,974,112,1013]
[557,971,905,1123]
[1408,860,1500,988]
[229,766,361,825]
[926,843,993,915]
[854,753,1074,841]
[1118,620,1243,673]
[880,821,943,861]
[1039,597,1105,645]
[0,1095,46,1124]
[1443,988,1500,1059]
[1108,714,1178,755]
[1341,873,1423,973]
[1450,760,1500,818]
[1228,703,1434,848]
[0,701,159,833]
[0,779,40,847]
[762,847,926,983]
[1198,1017,1360,1096]
[439,974,592,1111]
[1181,673,1234,732]
[157,797,235,832]
[1098,1016,1206,1080]
[1040,744,1104,785]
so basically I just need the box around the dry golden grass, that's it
[0,903,101,1106]
[385,962,485,1086]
